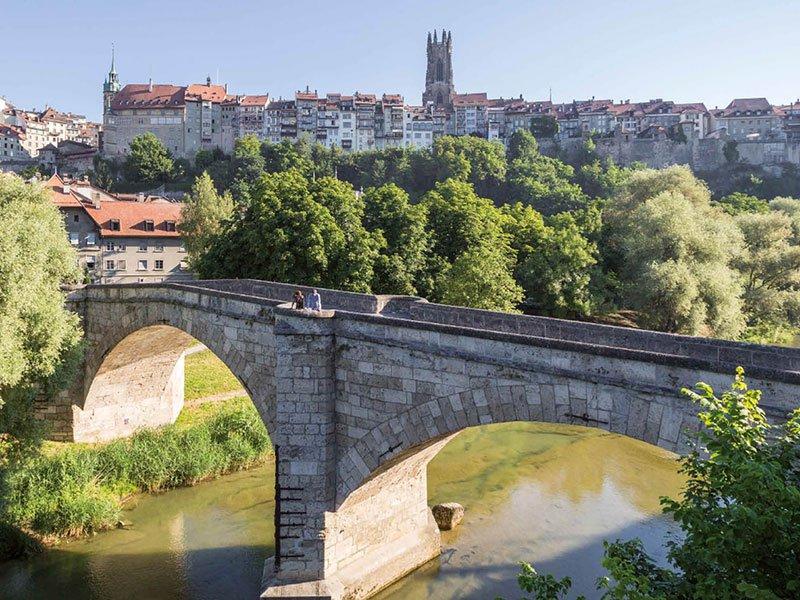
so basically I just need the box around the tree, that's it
[513,368,800,599]
[437,242,523,312]
[308,177,379,292]
[0,174,83,461]
[502,203,599,317]
[603,166,745,338]
[770,196,800,242]
[179,172,234,266]
[362,184,430,295]
[195,170,375,292]
[431,136,507,198]
[506,130,589,215]
[123,133,174,185]
[229,135,267,203]
[714,191,769,216]
[733,211,800,338]
[261,140,313,176]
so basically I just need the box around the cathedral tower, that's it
[422,30,455,108]
[103,45,121,116]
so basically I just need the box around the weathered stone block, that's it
[431,502,464,531]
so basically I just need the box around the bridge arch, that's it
[65,286,278,443]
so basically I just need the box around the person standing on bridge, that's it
[307,289,322,312]
[293,290,305,310]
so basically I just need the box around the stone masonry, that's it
[45,279,800,599]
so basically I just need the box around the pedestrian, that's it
[293,290,304,310]
[307,288,322,312]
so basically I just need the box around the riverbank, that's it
[0,395,271,558]
[0,348,269,559]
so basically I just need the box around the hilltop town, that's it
[2,30,799,176]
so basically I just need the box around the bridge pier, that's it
[263,310,450,600]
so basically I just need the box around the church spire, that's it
[110,43,116,75]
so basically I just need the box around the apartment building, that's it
[45,174,190,284]
[712,98,786,141]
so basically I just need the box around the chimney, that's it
[148,78,153,92]
[63,183,71,194]
[206,76,212,86]
[224,83,228,93]
[92,191,100,209]
[137,192,145,202]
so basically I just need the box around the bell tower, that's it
[103,44,121,116]
[422,30,455,108]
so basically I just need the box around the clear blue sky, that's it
[2,0,798,121]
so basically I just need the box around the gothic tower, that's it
[422,30,455,108]
[103,45,121,116]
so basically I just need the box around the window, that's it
[144,220,155,232]
[154,244,164,253]
[138,259,148,271]
[138,243,147,252]
[154,260,164,270]
[73,214,79,223]
[86,257,96,269]
[69,232,79,245]
[86,233,96,246]
[110,219,120,231]
[164,221,176,232]
[106,260,115,270]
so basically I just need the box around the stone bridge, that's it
[47,280,800,599]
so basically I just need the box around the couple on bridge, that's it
[292,288,322,312]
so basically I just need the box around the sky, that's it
[2,0,799,121]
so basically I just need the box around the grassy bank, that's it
[0,396,271,548]
[184,348,243,401]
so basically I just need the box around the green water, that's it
[0,423,683,599]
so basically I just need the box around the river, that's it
[0,423,683,599]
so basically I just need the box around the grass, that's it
[0,397,271,545]
[184,349,243,401]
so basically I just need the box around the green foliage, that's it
[0,399,271,540]
[196,169,377,292]
[714,192,769,216]
[0,174,83,464]
[123,133,174,184]
[179,172,234,266]
[431,136,507,199]
[261,139,313,176]
[514,562,581,600]
[723,140,740,164]
[502,203,598,317]
[438,242,523,312]
[362,184,431,294]
[733,211,800,329]
[511,369,800,599]
[603,166,745,337]
[507,130,589,215]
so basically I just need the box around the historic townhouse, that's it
[712,98,786,141]
[44,174,190,284]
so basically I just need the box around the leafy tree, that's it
[770,196,800,242]
[723,140,739,164]
[261,140,313,176]
[196,169,375,292]
[123,133,174,184]
[507,130,589,215]
[179,172,234,266]
[502,203,599,317]
[362,184,430,295]
[713,192,769,216]
[530,115,558,139]
[513,368,800,599]
[0,174,83,462]
[733,211,800,335]
[431,136,507,198]
[603,166,745,337]
[438,242,523,312]
[308,177,379,292]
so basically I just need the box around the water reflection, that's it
[0,423,683,600]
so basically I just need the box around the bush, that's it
[0,399,271,540]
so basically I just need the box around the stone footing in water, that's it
[431,502,465,530]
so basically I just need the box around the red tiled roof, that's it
[239,94,270,106]
[453,92,489,106]
[721,98,774,116]
[111,84,186,109]
[185,83,228,102]
[296,91,318,101]
[44,174,84,208]
[0,124,25,140]
[82,200,182,238]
